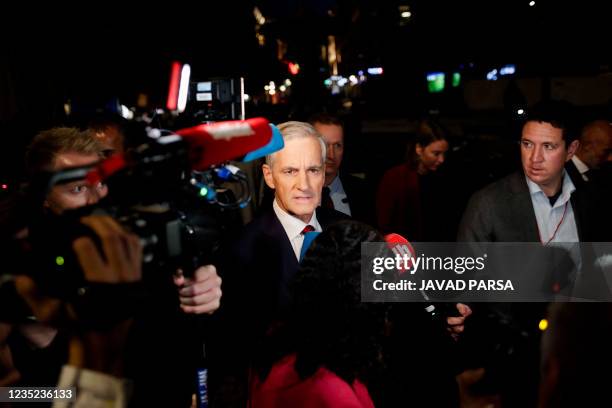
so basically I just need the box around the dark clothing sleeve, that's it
[457,189,494,242]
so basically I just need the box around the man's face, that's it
[44,151,108,214]
[520,121,578,194]
[262,137,325,223]
[313,123,344,185]
[94,125,125,157]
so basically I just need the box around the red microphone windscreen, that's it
[384,233,416,274]
[176,117,272,169]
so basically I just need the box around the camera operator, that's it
[25,127,110,213]
[5,127,119,378]
[6,127,222,405]
[25,127,221,313]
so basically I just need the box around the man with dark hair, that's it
[309,113,374,223]
[458,100,609,406]
[458,100,602,242]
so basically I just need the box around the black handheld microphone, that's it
[384,233,461,324]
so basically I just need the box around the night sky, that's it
[2,1,609,113]
[1,0,609,180]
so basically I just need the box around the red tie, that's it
[301,225,315,234]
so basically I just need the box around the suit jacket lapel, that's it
[565,160,587,190]
[261,210,299,271]
[509,172,540,242]
[570,191,587,241]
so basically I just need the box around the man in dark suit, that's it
[251,121,347,312]
[458,171,601,243]
[459,101,604,243]
[309,113,374,224]
[458,101,609,407]
[565,119,612,189]
[235,121,346,306]
[566,120,612,218]
[213,121,347,405]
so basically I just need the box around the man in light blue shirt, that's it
[458,100,609,407]
[457,101,605,243]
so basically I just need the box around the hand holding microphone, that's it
[447,303,472,340]
[384,233,472,340]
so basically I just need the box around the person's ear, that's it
[566,140,579,161]
[415,143,424,157]
[262,164,275,189]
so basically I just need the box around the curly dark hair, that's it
[255,220,389,386]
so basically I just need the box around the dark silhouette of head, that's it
[256,220,388,385]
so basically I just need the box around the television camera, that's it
[1,117,282,324]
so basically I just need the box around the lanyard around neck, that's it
[537,201,569,245]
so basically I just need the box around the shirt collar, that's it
[273,199,321,239]
[571,155,590,175]
[328,174,344,194]
[526,171,576,208]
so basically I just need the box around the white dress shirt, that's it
[526,171,581,273]
[273,199,322,260]
[571,155,590,181]
[526,171,579,244]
